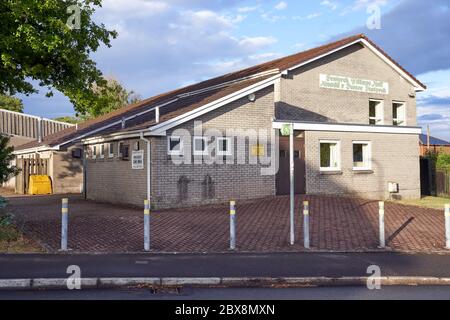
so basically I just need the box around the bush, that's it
[436,153,450,170]
[0,214,19,242]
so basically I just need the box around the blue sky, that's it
[19,0,450,140]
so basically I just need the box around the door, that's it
[276,133,306,195]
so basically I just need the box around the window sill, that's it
[320,170,342,175]
[353,169,374,174]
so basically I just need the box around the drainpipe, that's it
[140,132,152,204]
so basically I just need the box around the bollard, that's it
[61,198,68,251]
[144,200,150,251]
[230,201,236,250]
[445,204,450,249]
[303,201,310,249]
[379,201,385,248]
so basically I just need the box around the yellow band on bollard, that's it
[61,208,68,214]
[62,198,68,204]
[230,210,236,215]
[144,210,150,215]
[303,201,309,206]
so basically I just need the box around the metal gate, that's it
[15,156,49,194]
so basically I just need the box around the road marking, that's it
[135,260,149,265]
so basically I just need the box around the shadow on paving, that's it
[3,193,447,253]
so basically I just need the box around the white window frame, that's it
[319,140,341,172]
[99,144,105,158]
[193,136,209,156]
[167,136,183,156]
[369,99,384,125]
[217,137,232,156]
[352,141,372,171]
[92,145,97,159]
[108,142,115,158]
[392,101,406,126]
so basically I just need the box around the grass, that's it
[392,196,450,210]
[0,197,43,253]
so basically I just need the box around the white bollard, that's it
[379,201,385,248]
[445,204,450,249]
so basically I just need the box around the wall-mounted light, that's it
[248,93,256,102]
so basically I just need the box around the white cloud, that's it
[237,5,260,13]
[101,0,170,18]
[275,1,288,10]
[238,36,277,48]
[261,12,286,23]
[293,12,323,20]
[320,0,338,10]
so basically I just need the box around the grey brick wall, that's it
[51,147,83,194]
[304,131,420,200]
[279,43,417,126]
[153,86,276,209]
[86,87,276,208]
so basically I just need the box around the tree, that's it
[53,116,80,124]
[0,0,117,115]
[0,95,24,113]
[80,77,141,118]
[0,135,19,184]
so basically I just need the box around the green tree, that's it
[0,95,24,113]
[0,135,19,184]
[0,0,117,115]
[53,116,81,124]
[80,77,141,118]
[436,152,450,170]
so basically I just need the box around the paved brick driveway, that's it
[3,193,448,253]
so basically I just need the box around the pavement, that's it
[3,193,449,253]
[1,252,450,279]
[2,286,450,300]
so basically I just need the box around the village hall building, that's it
[14,34,426,209]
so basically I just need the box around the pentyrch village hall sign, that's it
[319,74,389,95]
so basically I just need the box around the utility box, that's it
[28,175,53,195]
[388,182,399,193]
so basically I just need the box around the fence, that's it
[436,169,450,198]
[15,157,49,194]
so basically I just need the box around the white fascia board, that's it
[82,130,166,145]
[273,121,422,135]
[13,146,60,155]
[150,74,281,134]
[286,38,426,92]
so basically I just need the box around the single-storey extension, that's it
[419,134,450,156]
[14,34,426,208]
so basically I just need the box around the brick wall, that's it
[304,131,420,200]
[51,147,83,194]
[279,43,417,126]
[86,86,276,208]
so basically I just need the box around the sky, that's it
[18,0,450,140]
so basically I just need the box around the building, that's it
[419,134,450,156]
[0,109,75,192]
[14,34,426,207]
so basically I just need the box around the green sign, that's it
[280,124,292,136]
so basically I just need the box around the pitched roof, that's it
[419,134,450,146]
[15,34,425,152]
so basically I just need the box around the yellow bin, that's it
[28,175,52,195]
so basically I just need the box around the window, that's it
[393,102,406,126]
[100,144,105,158]
[134,141,140,151]
[168,136,183,155]
[108,142,115,158]
[319,140,340,171]
[369,100,384,125]
[217,137,232,156]
[92,145,97,159]
[193,136,209,156]
[353,141,371,170]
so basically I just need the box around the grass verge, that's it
[0,197,43,253]
[392,196,450,210]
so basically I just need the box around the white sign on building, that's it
[131,150,144,170]
[319,74,389,95]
